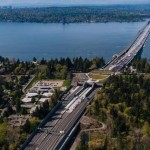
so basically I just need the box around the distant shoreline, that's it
[0,5,149,23]
[0,20,146,24]
[0,4,150,8]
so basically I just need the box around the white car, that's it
[60,130,65,134]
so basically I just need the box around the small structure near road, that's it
[21,80,65,114]
[39,98,51,103]
[22,97,32,103]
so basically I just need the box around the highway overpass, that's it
[104,21,150,72]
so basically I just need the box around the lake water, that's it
[0,21,150,61]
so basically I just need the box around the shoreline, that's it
[0,19,146,24]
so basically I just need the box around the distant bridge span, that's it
[103,21,150,72]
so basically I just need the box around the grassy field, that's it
[89,75,108,80]
[90,70,112,75]
[89,69,112,82]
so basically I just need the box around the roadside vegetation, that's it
[63,80,71,88]
[89,70,112,83]
[77,74,150,149]
[132,58,150,73]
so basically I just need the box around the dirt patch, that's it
[80,116,103,130]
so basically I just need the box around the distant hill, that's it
[0,5,150,23]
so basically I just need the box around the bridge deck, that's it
[104,21,150,71]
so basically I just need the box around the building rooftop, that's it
[26,93,38,98]
[22,97,32,103]
[39,98,50,103]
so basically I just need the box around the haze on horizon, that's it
[0,0,150,7]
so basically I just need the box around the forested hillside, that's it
[132,58,150,73]
[79,75,150,149]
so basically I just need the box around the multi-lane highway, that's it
[104,21,150,72]
[21,83,98,150]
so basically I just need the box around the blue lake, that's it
[0,21,150,61]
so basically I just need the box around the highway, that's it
[22,84,97,150]
[104,21,150,72]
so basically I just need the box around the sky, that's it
[0,0,150,7]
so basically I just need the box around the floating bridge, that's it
[104,21,150,72]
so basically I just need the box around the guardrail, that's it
[55,109,85,150]
[59,121,80,150]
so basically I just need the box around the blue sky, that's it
[0,0,150,6]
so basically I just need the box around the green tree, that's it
[22,119,31,133]
[0,122,7,146]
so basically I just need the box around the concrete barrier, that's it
[59,122,80,150]
[54,107,86,150]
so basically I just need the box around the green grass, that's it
[24,76,38,91]
[63,80,71,88]
[89,69,111,83]
[89,75,108,80]
[24,65,47,92]
[89,75,109,83]
[91,70,112,75]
